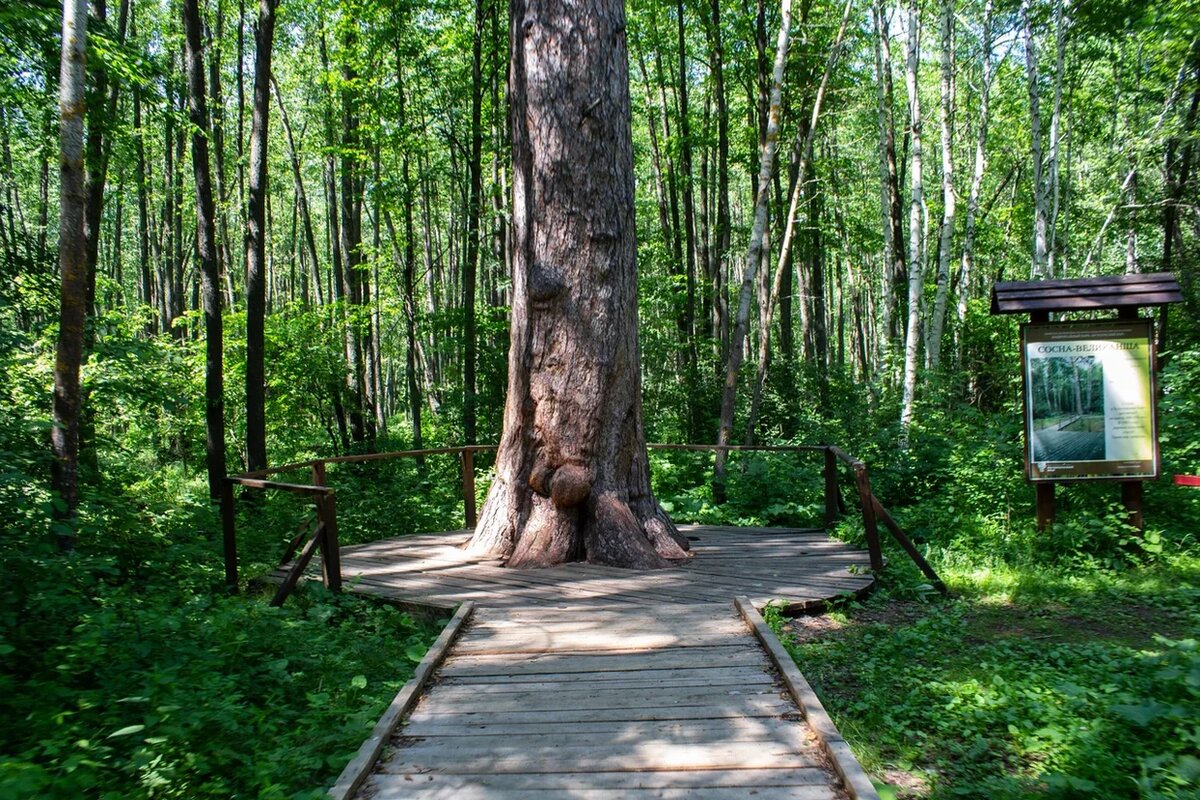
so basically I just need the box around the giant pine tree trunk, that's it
[466,0,689,570]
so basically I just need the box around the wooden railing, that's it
[221,443,945,606]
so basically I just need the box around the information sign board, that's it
[1022,320,1158,481]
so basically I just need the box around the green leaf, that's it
[1112,703,1169,726]
[350,675,367,690]
[404,644,426,663]
[106,725,145,739]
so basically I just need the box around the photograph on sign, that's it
[1022,320,1157,481]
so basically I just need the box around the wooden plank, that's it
[363,778,841,800]
[398,719,797,748]
[327,601,475,800]
[378,740,821,775]
[452,632,750,655]
[437,644,768,677]
[363,767,836,793]
[440,665,771,690]
[399,716,807,739]
[401,695,796,727]
[413,684,781,714]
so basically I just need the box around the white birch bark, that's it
[873,1,895,350]
[1022,0,1050,278]
[51,0,89,538]
[712,0,793,498]
[900,0,924,433]
[1046,0,1068,276]
[958,0,994,327]
[744,0,854,442]
[927,0,955,371]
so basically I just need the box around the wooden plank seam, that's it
[735,596,881,800]
[327,601,476,800]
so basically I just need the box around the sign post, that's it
[991,273,1182,533]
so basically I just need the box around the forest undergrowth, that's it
[2,314,1198,799]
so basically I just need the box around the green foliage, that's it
[770,575,1200,799]
[0,324,441,800]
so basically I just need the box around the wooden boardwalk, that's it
[320,527,879,800]
[326,525,875,614]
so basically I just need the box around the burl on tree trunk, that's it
[465,0,690,569]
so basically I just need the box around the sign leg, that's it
[1036,483,1055,531]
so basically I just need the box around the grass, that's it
[768,555,1200,799]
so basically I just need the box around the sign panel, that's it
[1022,320,1158,481]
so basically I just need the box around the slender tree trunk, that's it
[745,0,852,441]
[339,24,369,445]
[708,0,730,351]
[52,0,89,548]
[927,0,956,370]
[958,0,993,331]
[272,75,322,305]
[184,0,227,500]
[712,0,793,502]
[462,0,485,446]
[467,0,688,569]
[1046,0,1068,276]
[83,0,128,317]
[1022,0,1050,278]
[244,0,277,473]
[900,0,924,433]
[675,0,700,427]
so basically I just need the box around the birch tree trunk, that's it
[1022,0,1050,279]
[927,0,955,371]
[1046,0,1068,276]
[745,0,853,442]
[899,0,924,432]
[52,0,89,548]
[711,0,793,501]
[957,0,993,329]
[466,0,689,569]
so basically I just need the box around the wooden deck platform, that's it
[325,525,875,613]
[318,527,879,800]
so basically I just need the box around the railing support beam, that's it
[462,448,477,529]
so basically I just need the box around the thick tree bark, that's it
[711,0,793,501]
[467,0,689,569]
[244,0,277,473]
[52,0,90,548]
[183,0,227,500]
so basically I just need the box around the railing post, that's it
[461,448,477,528]
[854,465,885,572]
[320,492,342,592]
[220,478,238,593]
[823,447,839,528]
[309,461,341,592]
